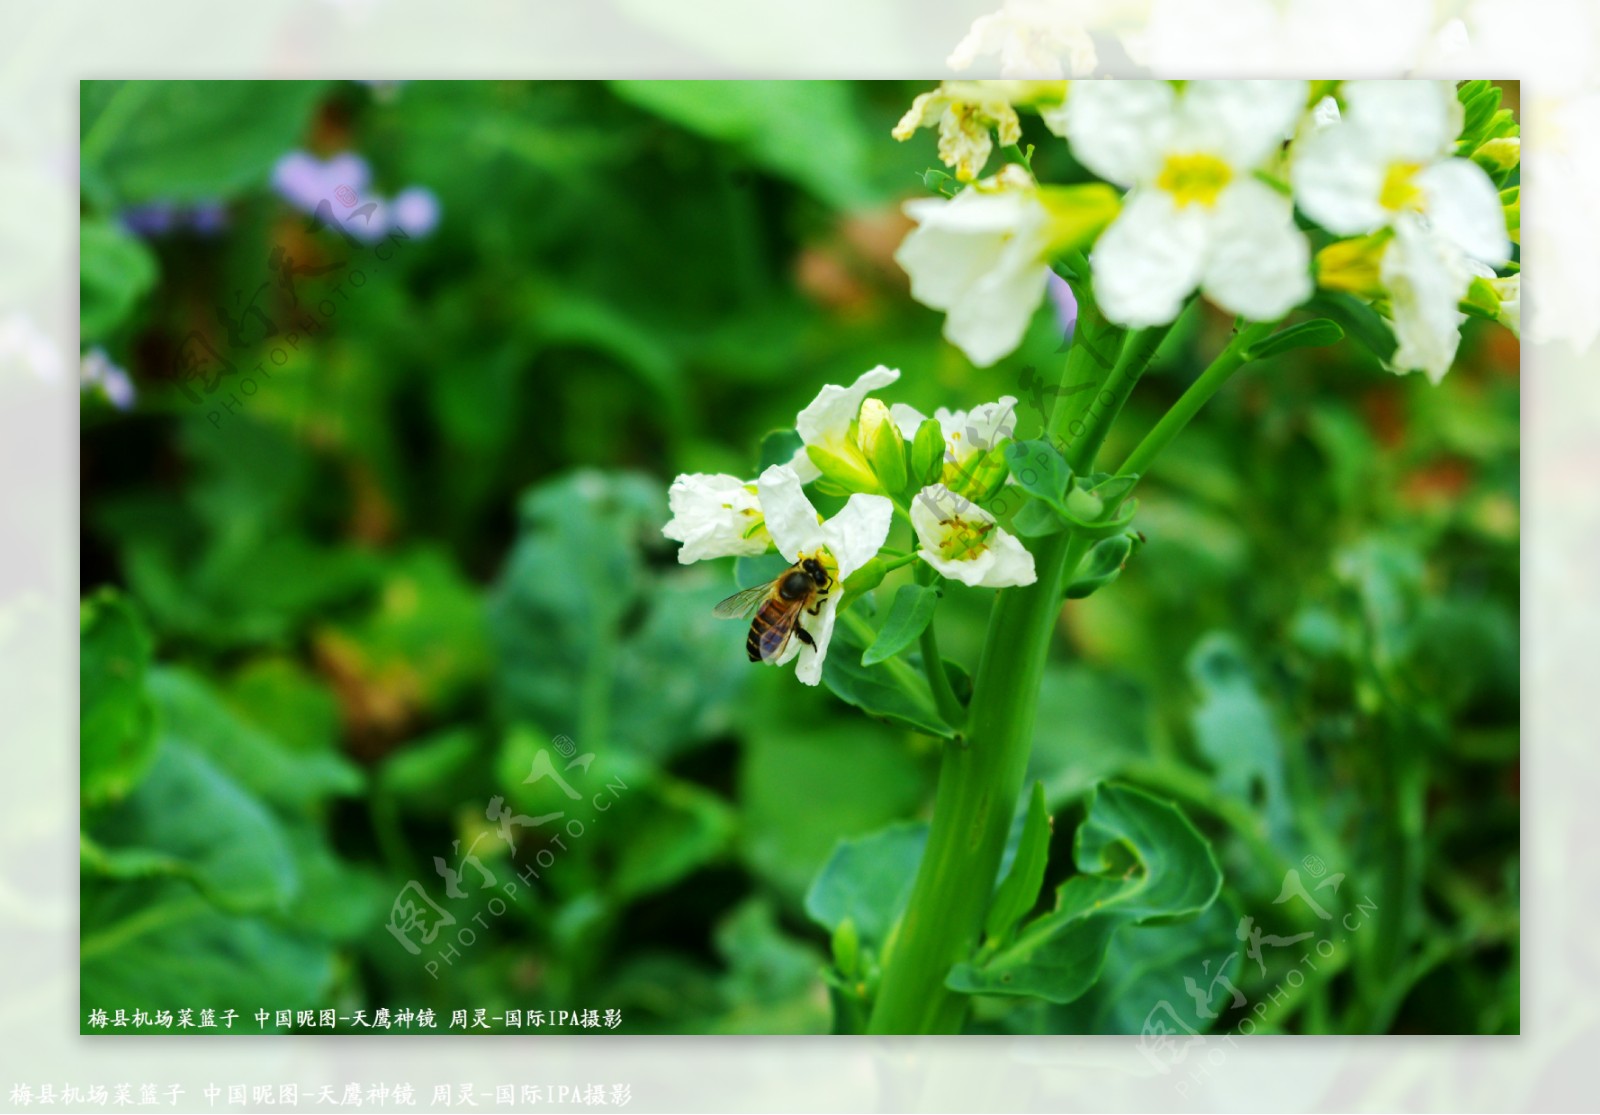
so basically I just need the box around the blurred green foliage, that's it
[79,81,1518,1035]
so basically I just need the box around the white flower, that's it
[911,483,1036,588]
[894,84,1023,182]
[1381,216,1474,385]
[1291,81,1510,269]
[757,464,894,685]
[662,473,771,564]
[946,0,1102,79]
[895,166,1055,367]
[891,396,1018,476]
[790,365,902,485]
[1141,0,1438,77]
[1065,80,1313,327]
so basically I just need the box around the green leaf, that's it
[822,618,955,739]
[1187,634,1293,843]
[81,879,332,1021]
[737,710,931,901]
[1021,899,1243,1034]
[1310,291,1397,362]
[84,743,298,913]
[804,822,928,949]
[984,782,1052,945]
[1003,439,1074,516]
[80,220,157,343]
[1244,318,1345,361]
[81,590,159,807]
[1028,667,1153,802]
[947,783,1221,1004]
[81,80,328,205]
[861,584,940,666]
[147,668,363,815]
[609,81,876,210]
[1065,534,1134,599]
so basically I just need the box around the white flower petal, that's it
[1418,157,1511,266]
[1202,179,1312,322]
[794,365,901,455]
[790,594,838,686]
[1291,125,1388,234]
[889,402,929,440]
[957,396,1020,451]
[1178,80,1308,170]
[1064,80,1176,186]
[1341,80,1457,163]
[756,464,825,559]
[941,244,1052,367]
[820,493,895,579]
[662,473,770,564]
[1090,188,1209,327]
[1381,216,1471,384]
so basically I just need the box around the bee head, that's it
[800,557,831,587]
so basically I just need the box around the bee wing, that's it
[712,581,775,620]
[755,598,805,663]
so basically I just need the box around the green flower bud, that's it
[859,399,908,497]
[1473,136,1520,175]
[840,557,887,599]
[1065,485,1104,521]
[806,444,879,494]
[911,418,947,488]
[831,917,860,979]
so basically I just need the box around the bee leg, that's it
[795,623,816,649]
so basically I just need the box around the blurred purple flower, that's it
[80,347,136,410]
[1046,271,1078,344]
[393,186,440,237]
[272,150,373,215]
[271,149,439,240]
[188,201,230,235]
[119,203,177,237]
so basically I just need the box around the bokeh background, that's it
[78,80,1519,1036]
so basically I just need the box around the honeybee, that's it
[713,556,834,663]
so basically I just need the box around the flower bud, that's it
[1473,136,1520,176]
[806,444,879,494]
[911,418,947,488]
[859,399,908,497]
[840,557,887,598]
[1315,233,1389,298]
[831,918,860,979]
[1065,485,1104,521]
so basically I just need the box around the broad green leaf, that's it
[985,782,1052,945]
[822,618,954,739]
[1065,534,1134,599]
[81,80,328,205]
[1187,634,1292,844]
[1017,899,1243,1035]
[147,668,362,815]
[710,898,829,1035]
[81,879,332,1021]
[84,743,297,913]
[80,589,158,807]
[947,783,1221,1003]
[1245,318,1345,361]
[737,696,931,900]
[1028,666,1153,802]
[609,81,875,210]
[1004,439,1074,516]
[80,219,157,343]
[861,584,940,666]
[609,777,738,903]
[804,822,927,949]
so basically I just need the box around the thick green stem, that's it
[867,528,1092,1034]
[1118,320,1273,479]
[914,566,967,732]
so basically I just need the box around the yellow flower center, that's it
[937,517,993,561]
[1156,153,1233,208]
[1380,162,1424,212]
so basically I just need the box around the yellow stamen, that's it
[1156,153,1233,209]
[1380,162,1424,212]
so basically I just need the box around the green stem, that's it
[866,529,1092,1034]
[1064,323,1174,472]
[1118,320,1274,480]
